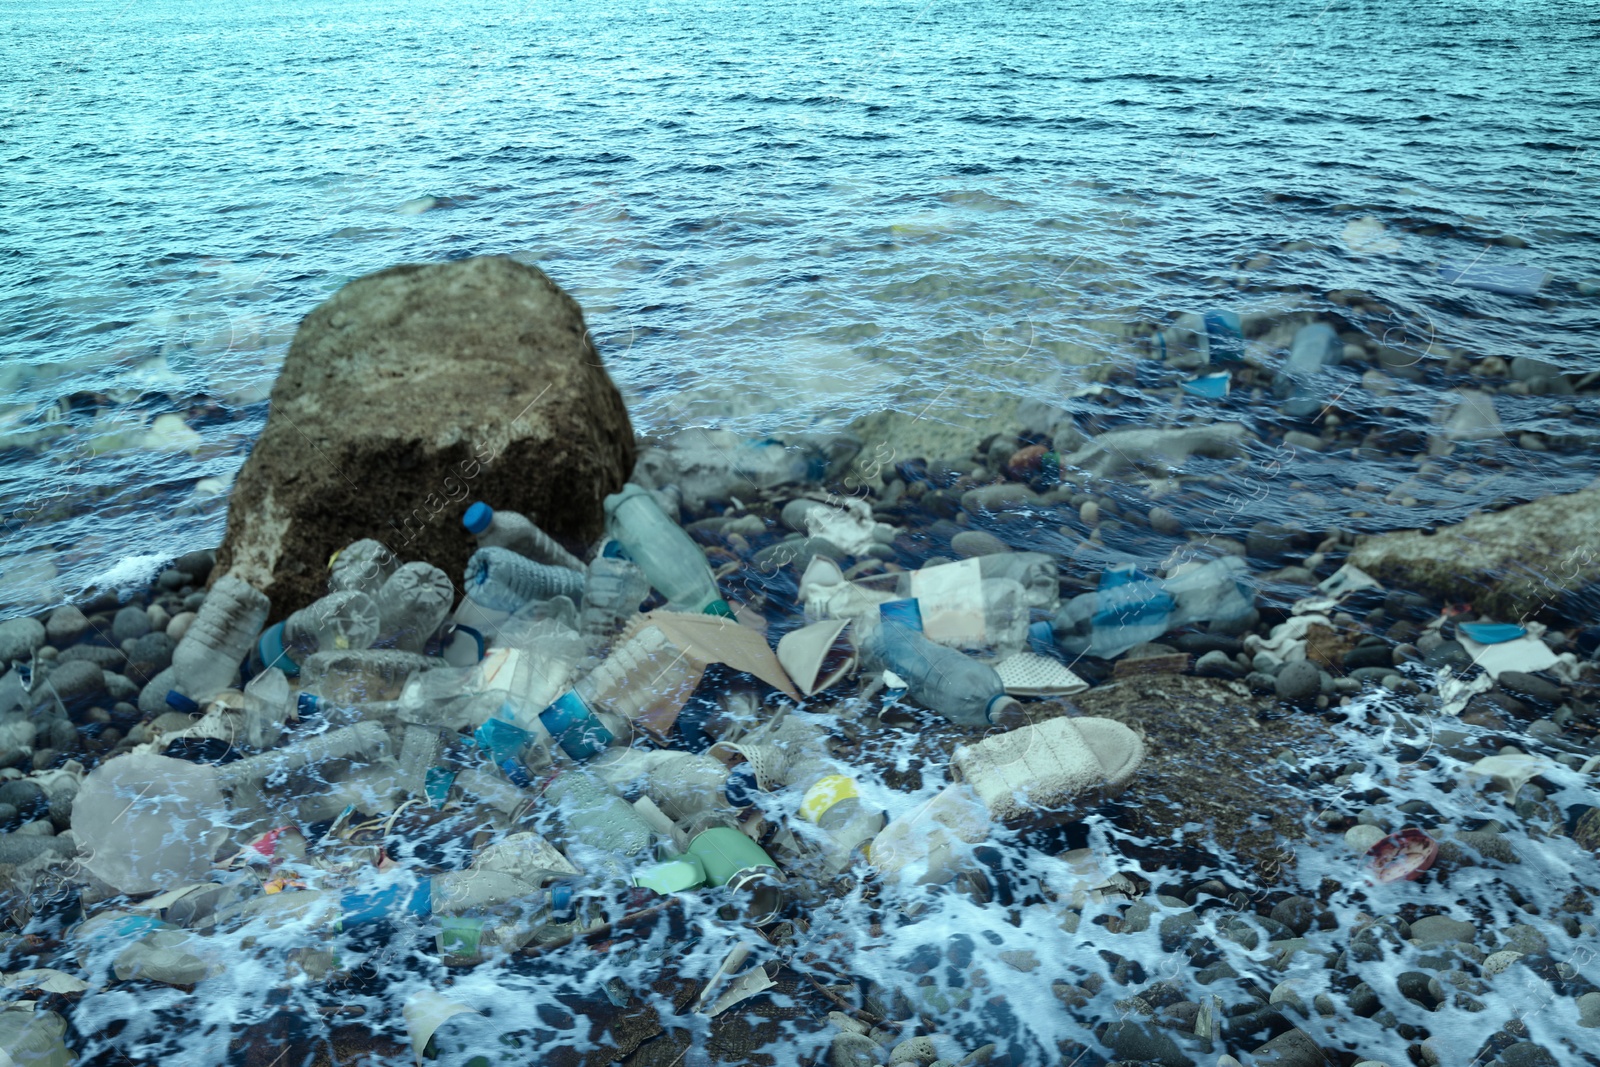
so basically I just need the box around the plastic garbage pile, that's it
[3,472,1240,1067]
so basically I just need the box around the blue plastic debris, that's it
[1182,372,1231,399]
[1458,622,1528,645]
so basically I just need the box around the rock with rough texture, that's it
[1349,487,1600,620]
[1409,915,1476,946]
[45,606,89,647]
[1275,660,1321,701]
[111,605,151,643]
[214,255,635,613]
[0,618,45,664]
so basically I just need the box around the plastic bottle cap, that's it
[165,690,200,714]
[463,502,494,534]
[296,692,321,717]
[257,621,300,679]
[878,598,924,630]
[986,695,1023,724]
[704,599,736,619]
[723,764,760,807]
[601,540,631,560]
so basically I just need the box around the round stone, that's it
[111,605,152,643]
[0,618,46,664]
[44,606,89,647]
[1276,660,1321,701]
[1345,825,1387,853]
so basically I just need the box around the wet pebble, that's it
[112,605,151,643]
[831,1032,880,1067]
[1410,915,1476,946]
[166,611,196,642]
[1270,895,1317,935]
[1577,991,1600,1028]
[1194,650,1239,678]
[0,833,73,865]
[44,606,89,647]
[43,659,108,710]
[0,618,45,664]
[1275,660,1321,701]
[1345,825,1387,852]
[1496,671,1563,706]
[950,530,1009,558]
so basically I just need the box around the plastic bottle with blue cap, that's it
[603,483,734,617]
[862,599,1018,726]
[463,502,586,573]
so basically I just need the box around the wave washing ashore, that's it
[0,255,1599,1067]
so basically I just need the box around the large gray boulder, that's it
[1349,487,1600,619]
[215,256,636,612]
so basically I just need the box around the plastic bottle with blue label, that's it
[463,546,586,613]
[603,483,733,617]
[1052,565,1174,659]
[463,502,586,573]
[862,599,1019,726]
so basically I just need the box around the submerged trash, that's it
[1365,827,1439,883]
[1438,259,1550,296]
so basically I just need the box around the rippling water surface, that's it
[3,0,1598,605]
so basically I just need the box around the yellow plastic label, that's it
[798,775,859,823]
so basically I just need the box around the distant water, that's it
[3,0,1599,609]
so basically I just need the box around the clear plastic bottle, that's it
[464,502,585,572]
[299,649,439,705]
[1156,309,1245,369]
[213,720,391,793]
[536,624,699,760]
[1052,564,1174,659]
[327,539,398,596]
[540,767,656,857]
[603,483,732,617]
[580,555,651,643]
[1276,322,1343,417]
[974,551,1061,611]
[284,590,381,658]
[1164,556,1255,630]
[862,600,1018,726]
[374,562,454,652]
[588,748,742,822]
[171,574,271,703]
[464,547,586,612]
[241,666,291,750]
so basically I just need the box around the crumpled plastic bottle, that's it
[171,574,270,704]
[463,547,586,612]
